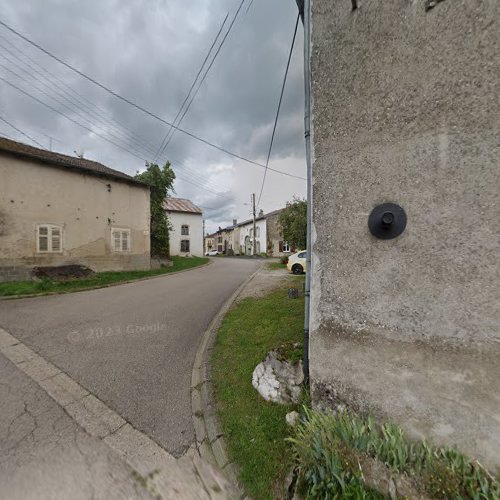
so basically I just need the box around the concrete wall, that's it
[167,211,203,257]
[0,155,151,281]
[309,0,500,468]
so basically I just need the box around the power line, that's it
[153,12,229,161]
[0,76,230,198]
[0,114,46,148]
[157,0,247,156]
[0,35,229,192]
[0,18,304,180]
[0,44,177,160]
[257,13,300,206]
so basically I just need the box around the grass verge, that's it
[290,408,500,499]
[266,261,287,271]
[212,276,305,500]
[0,256,208,297]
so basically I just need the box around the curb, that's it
[0,260,212,300]
[191,265,263,498]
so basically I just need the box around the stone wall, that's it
[309,0,500,468]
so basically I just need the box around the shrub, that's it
[289,408,500,499]
[280,255,289,265]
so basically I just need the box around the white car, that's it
[205,250,218,256]
[286,250,307,274]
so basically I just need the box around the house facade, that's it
[307,0,500,468]
[0,137,151,282]
[164,198,203,257]
[204,233,216,254]
[212,208,294,257]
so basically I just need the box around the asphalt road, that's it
[0,258,261,457]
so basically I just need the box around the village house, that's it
[211,208,294,257]
[0,137,151,282]
[164,197,203,257]
[204,232,216,254]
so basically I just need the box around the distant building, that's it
[164,198,203,257]
[213,209,296,257]
[0,137,151,282]
[204,232,216,254]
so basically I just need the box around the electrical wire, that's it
[0,18,305,180]
[0,36,226,194]
[257,13,300,206]
[0,114,46,149]
[157,0,247,155]
[0,50,229,194]
[152,12,229,161]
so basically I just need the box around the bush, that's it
[289,408,500,499]
[280,255,289,265]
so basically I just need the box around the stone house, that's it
[164,198,203,257]
[214,208,295,257]
[204,232,216,254]
[0,137,151,282]
[306,0,499,468]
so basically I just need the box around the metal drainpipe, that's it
[302,0,312,387]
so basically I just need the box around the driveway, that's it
[0,258,261,457]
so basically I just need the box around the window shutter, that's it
[279,241,283,252]
[39,226,48,251]
[51,227,61,251]
[113,231,120,251]
[121,231,129,251]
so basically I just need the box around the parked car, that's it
[286,250,307,274]
[205,250,218,256]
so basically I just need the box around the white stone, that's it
[252,351,304,404]
[286,411,300,427]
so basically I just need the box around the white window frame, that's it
[181,224,189,236]
[37,224,63,253]
[111,228,131,252]
[283,241,290,253]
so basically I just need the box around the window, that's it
[112,228,130,252]
[283,241,290,253]
[249,228,253,237]
[255,227,260,238]
[181,239,190,252]
[218,236,222,243]
[181,225,189,236]
[37,224,62,253]
[298,251,307,259]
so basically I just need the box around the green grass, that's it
[290,408,500,499]
[212,277,305,500]
[0,256,208,297]
[267,261,287,271]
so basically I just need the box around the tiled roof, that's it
[164,197,202,214]
[0,136,146,187]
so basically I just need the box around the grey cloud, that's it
[0,0,305,230]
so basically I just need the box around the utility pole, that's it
[202,219,205,254]
[252,193,257,256]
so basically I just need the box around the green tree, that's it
[135,162,175,258]
[278,197,307,250]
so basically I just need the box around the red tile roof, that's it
[0,136,147,187]
[164,197,202,214]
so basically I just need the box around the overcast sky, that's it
[0,0,305,233]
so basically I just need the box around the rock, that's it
[252,351,303,404]
[286,411,300,427]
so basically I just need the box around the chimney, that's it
[258,209,264,217]
[233,219,237,226]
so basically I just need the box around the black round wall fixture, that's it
[368,203,407,240]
